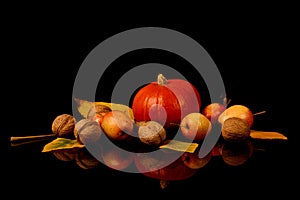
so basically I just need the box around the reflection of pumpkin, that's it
[134,150,198,181]
[131,74,201,129]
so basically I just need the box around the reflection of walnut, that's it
[52,149,78,161]
[52,114,76,139]
[75,148,100,169]
[221,141,252,166]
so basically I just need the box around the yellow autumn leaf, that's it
[250,130,288,140]
[74,97,94,119]
[42,138,85,152]
[159,140,199,153]
[74,97,134,121]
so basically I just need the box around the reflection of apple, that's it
[101,148,133,171]
[180,112,212,141]
[202,103,226,123]
[101,110,134,141]
[181,150,212,169]
[218,104,254,128]
[211,144,222,156]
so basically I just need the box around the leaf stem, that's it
[10,133,56,147]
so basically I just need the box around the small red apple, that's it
[101,110,134,141]
[202,102,226,123]
[180,112,212,141]
[218,104,254,128]
[92,113,105,126]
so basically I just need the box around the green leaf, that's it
[42,138,85,152]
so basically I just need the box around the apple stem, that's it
[157,73,168,86]
[225,98,231,106]
[169,122,184,128]
[253,110,267,116]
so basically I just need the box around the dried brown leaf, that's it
[250,130,288,140]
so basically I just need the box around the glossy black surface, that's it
[1,16,294,198]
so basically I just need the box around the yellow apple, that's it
[218,104,254,128]
[180,112,212,141]
[101,110,134,141]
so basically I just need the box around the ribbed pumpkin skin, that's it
[131,79,201,129]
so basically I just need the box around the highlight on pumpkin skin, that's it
[148,104,167,127]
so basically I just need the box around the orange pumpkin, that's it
[131,74,201,129]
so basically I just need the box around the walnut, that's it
[74,119,103,144]
[52,114,76,139]
[138,121,167,146]
[87,104,112,119]
[221,117,250,141]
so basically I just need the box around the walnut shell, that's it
[74,119,103,144]
[221,117,250,141]
[87,104,112,119]
[52,114,76,139]
[138,121,167,146]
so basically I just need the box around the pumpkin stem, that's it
[157,73,168,86]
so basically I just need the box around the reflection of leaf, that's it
[42,138,85,152]
[159,140,199,153]
[250,130,288,140]
[74,98,134,120]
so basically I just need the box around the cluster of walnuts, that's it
[51,112,103,145]
[51,104,167,147]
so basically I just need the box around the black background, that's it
[0,6,296,198]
